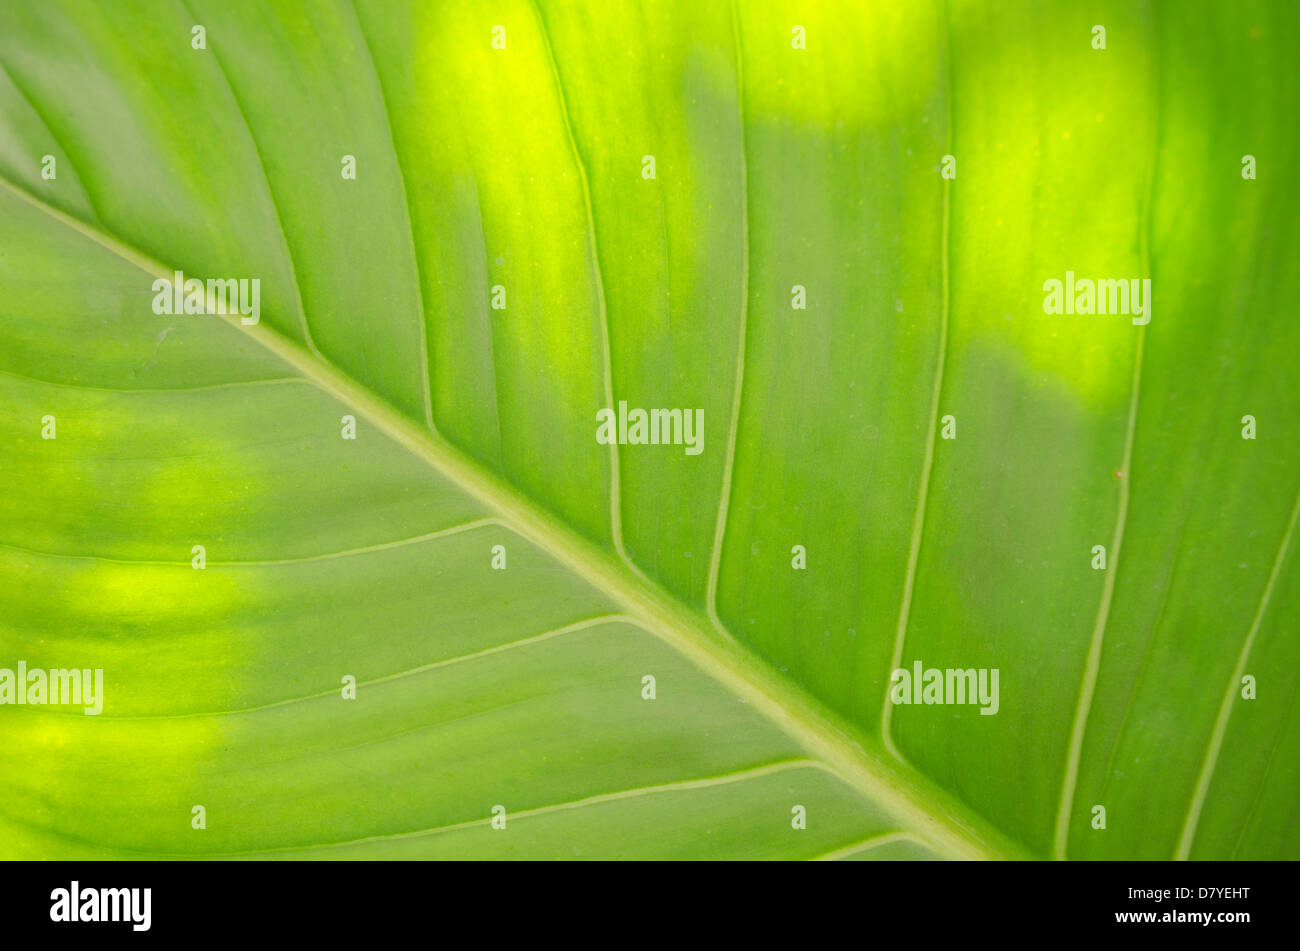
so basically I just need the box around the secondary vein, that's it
[529,0,628,566]
[705,0,752,643]
[882,0,954,759]
[1175,485,1300,859]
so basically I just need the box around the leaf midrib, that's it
[0,174,1030,861]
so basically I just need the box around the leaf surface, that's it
[0,0,1296,859]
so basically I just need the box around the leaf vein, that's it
[529,0,628,563]
[705,1,751,644]
[1176,484,1300,859]
[346,0,437,433]
[881,0,955,759]
[177,0,320,359]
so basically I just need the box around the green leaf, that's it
[0,0,1296,860]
